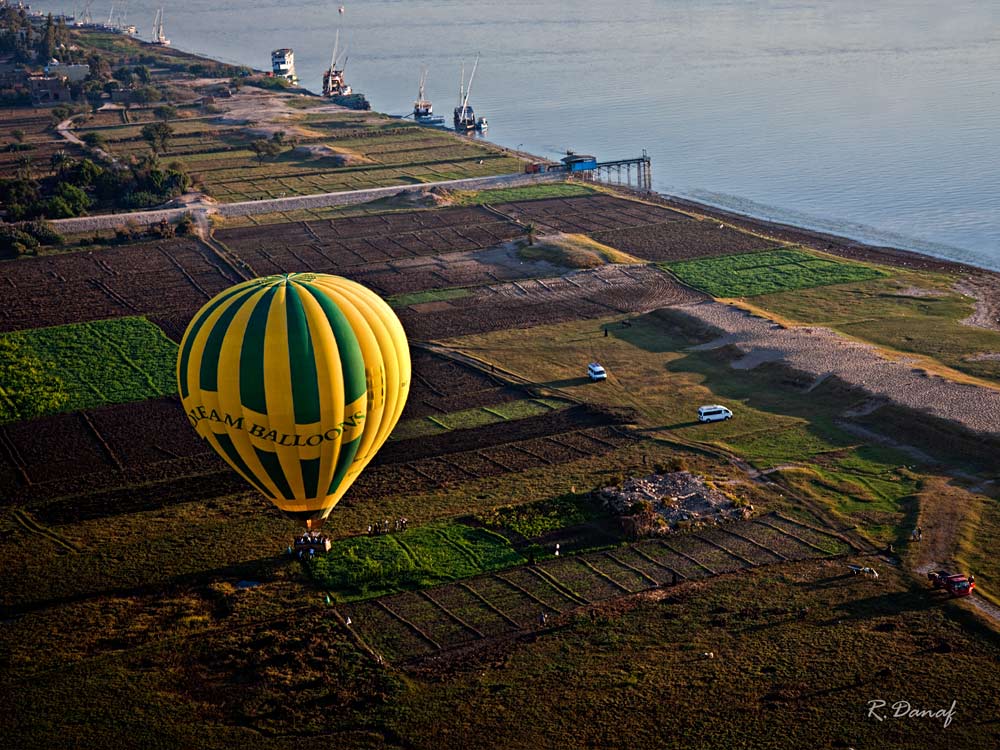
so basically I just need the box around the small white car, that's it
[587,362,607,381]
[698,405,733,422]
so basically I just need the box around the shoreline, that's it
[628,188,986,276]
[63,30,999,280]
[382,117,995,280]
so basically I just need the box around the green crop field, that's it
[310,523,525,600]
[664,248,888,297]
[390,398,567,441]
[76,113,525,203]
[389,287,473,308]
[0,317,177,423]
[450,182,596,205]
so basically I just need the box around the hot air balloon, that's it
[176,273,409,533]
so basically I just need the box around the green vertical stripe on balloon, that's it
[301,284,366,405]
[178,283,254,398]
[285,284,320,424]
[255,447,295,500]
[239,285,278,415]
[199,287,261,393]
[327,435,361,495]
[214,431,271,497]
[300,457,320,498]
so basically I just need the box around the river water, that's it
[36,0,1000,269]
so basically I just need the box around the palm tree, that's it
[50,149,71,177]
[15,154,33,180]
[524,222,537,246]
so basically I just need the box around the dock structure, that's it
[588,151,652,192]
[528,151,653,192]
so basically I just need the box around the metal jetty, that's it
[523,151,653,192]
[589,151,653,192]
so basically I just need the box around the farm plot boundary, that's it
[342,512,857,663]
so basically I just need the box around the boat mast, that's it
[461,53,479,121]
[331,29,340,73]
[152,8,164,42]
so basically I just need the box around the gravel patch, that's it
[955,275,1000,332]
[677,300,1000,436]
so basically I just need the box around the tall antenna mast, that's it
[461,53,479,119]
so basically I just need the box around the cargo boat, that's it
[454,55,487,133]
[413,68,445,125]
[322,31,370,110]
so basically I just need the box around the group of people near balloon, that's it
[368,518,408,535]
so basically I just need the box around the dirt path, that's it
[910,480,971,575]
[901,479,1000,624]
[678,300,1000,436]
[956,274,1000,333]
[56,115,118,164]
[47,171,560,234]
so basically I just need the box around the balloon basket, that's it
[291,529,331,559]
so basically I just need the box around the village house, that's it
[28,74,71,106]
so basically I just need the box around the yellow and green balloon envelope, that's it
[177,273,410,525]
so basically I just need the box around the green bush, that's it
[0,225,40,257]
[23,220,64,246]
[176,213,195,235]
[477,493,605,539]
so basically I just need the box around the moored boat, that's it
[454,55,487,133]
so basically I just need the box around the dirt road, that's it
[47,171,561,234]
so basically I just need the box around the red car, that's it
[927,570,976,598]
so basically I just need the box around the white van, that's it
[588,362,607,381]
[698,405,733,422]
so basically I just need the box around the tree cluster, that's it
[0,10,70,64]
[0,153,191,220]
[141,121,174,154]
[0,220,63,257]
[250,131,292,163]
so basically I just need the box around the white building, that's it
[46,62,90,83]
[270,49,297,84]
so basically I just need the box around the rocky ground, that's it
[681,300,1000,436]
[600,471,750,532]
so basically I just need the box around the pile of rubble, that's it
[599,472,752,537]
